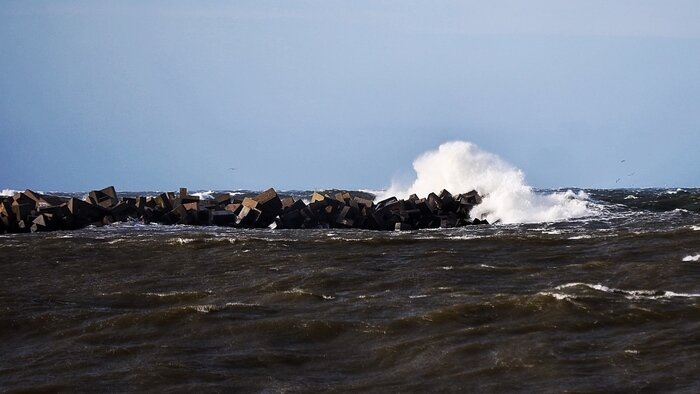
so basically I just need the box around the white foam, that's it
[538,291,574,300]
[568,235,592,240]
[187,304,217,313]
[691,226,700,231]
[665,188,686,195]
[377,141,592,224]
[171,237,195,245]
[555,282,700,300]
[624,195,638,200]
[191,190,215,200]
[0,189,19,197]
[682,254,700,262]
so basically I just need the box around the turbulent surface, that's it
[2,189,700,392]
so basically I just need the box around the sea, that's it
[2,187,700,392]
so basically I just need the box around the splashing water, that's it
[377,141,592,224]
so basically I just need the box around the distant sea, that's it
[2,188,700,392]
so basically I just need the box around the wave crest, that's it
[377,141,592,224]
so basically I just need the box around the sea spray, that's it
[377,141,591,224]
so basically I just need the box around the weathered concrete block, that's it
[253,188,283,225]
[462,190,482,205]
[242,197,258,209]
[352,196,374,209]
[88,186,119,209]
[211,210,237,226]
[68,197,106,225]
[375,196,398,211]
[12,201,34,221]
[225,203,242,215]
[282,199,306,215]
[311,192,327,203]
[335,206,354,227]
[156,193,173,211]
[237,206,261,227]
[23,190,66,208]
[427,193,443,212]
[279,209,304,228]
[214,193,232,206]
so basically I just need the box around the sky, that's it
[1,0,699,192]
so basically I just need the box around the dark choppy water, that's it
[2,189,700,392]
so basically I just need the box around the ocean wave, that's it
[1,188,19,197]
[682,254,700,262]
[376,141,594,224]
[554,282,700,300]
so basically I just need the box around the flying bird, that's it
[627,172,635,177]
[615,178,622,183]
[228,167,237,171]
[620,159,626,163]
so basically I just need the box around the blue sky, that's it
[1,1,699,191]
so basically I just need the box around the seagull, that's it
[620,159,626,163]
[228,167,237,171]
[615,178,622,183]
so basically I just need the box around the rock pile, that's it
[0,187,487,234]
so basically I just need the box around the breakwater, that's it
[0,187,487,234]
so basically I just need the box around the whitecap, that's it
[554,282,700,300]
[568,235,592,240]
[409,295,428,299]
[187,304,218,313]
[624,195,638,200]
[0,189,19,197]
[376,141,594,224]
[682,254,700,262]
[172,237,196,245]
[538,291,574,301]
[225,302,260,307]
[190,190,215,200]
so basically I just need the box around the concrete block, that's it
[225,203,242,215]
[375,196,398,210]
[11,201,34,221]
[427,193,443,211]
[311,192,327,203]
[88,186,119,209]
[279,209,304,228]
[236,206,261,227]
[242,197,258,209]
[353,196,374,209]
[253,188,283,225]
[68,197,106,225]
[282,199,306,215]
[214,193,232,206]
[211,210,237,226]
[461,190,482,205]
[335,206,354,227]
[23,189,66,208]
[156,193,173,211]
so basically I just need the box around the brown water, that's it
[2,189,700,392]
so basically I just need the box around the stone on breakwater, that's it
[0,186,487,234]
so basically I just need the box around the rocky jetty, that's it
[0,187,487,234]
